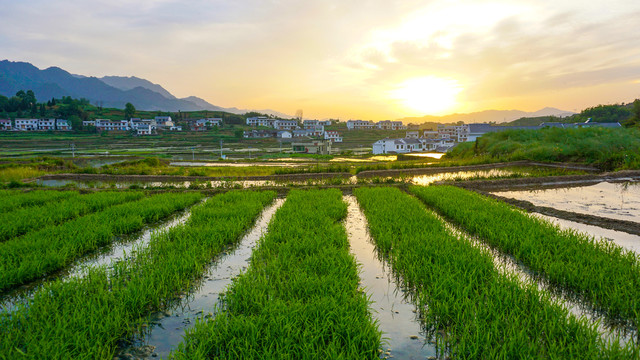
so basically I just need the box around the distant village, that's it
[0,114,623,156]
[372,121,623,154]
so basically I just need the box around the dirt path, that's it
[356,160,599,178]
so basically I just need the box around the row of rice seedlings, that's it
[0,191,146,242]
[169,189,382,359]
[0,192,203,292]
[410,185,640,329]
[0,190,275,359]
[0,189,78,214]
[354,187,636,358]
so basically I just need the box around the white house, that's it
[346,120,375,130]
[15,119,38,131]
[38,119,56,130]
[292,129,313,137]
[246,116,275,127]
[198,117,222,127]
[277,130,292,139]
[136,124,153,136]
[56,119,71,131]
[83,120,96,128]
[0,119,12,130]
[273,119,299,130]
[437,124,469,142]
[372,138,426,154]
[324,130,342,142]
[95,119,130,131]
[377,120,406,130]
[405,131,419,139]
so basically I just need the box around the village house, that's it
[323,130,343,142]
[372,138,426,154]
[243,129,276,138]
[136,124,153,136]
[277,130,292,139]
[292,140,332,155]
[15,119,38,131]
[273,119,299,131]
[246,116,275,127]
[38,119,56,130]
[56,119,71,131]
[405,131,420,139]
[95,119,130,131]
[346,120,375,130]
[377,120,406,130]
[0,119,12,131]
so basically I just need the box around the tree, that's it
[124,102,136,120]
[627,99,640,127]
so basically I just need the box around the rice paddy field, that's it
[1,181,639,359]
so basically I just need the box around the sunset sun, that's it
[390,76,463,115]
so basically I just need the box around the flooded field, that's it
[534,213,640,254]
[115,199,285,359]
[494,181,640,223]
[412,169,519,186]
[345,196,435,359]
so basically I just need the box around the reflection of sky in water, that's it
[116,199,285,359]
[345,196,436,359]
[412,169,516,186]
[534,213,640,254]
[495,182,640,223]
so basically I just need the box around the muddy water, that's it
[114,198,285,360]
[494,181,640,223]
[412,169,519,186]
[533,213,640,254]
[344,196,436,359]
[0,205,198,314]
[433,211,637,345]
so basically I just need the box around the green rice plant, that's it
[0,191,145,242]
[410,185,640,329]
[0,190,274,359]
[169,189,381,359]
[0,192,203,291]
[354,187,636,358]
[0,190,78,214]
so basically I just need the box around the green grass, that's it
[354,187,635,358]
[169,189,381,359]
[0,190,274,359]
[0,192,202,291]
[410,185,640,329]
[446,127,640,170]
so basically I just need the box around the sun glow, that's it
[390,76,463,115]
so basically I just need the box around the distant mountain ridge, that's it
[0,60,292,117]
[398,107,575,124]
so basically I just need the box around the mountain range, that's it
[1,60,574,123]
[0,60,291,117]
[398,108,575,124]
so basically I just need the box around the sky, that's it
[1,0,640,120]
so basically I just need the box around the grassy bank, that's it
[446,127,640,170]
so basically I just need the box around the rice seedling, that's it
[0,191,145,242]
[0,192,202,291]
[0,190,274,359]
[169,189,381,359]
[0,189,78,214]
[410,185,640,329]
[354,187,636,358]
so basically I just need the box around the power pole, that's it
[70,143,76,158]
[220,139,223,159]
